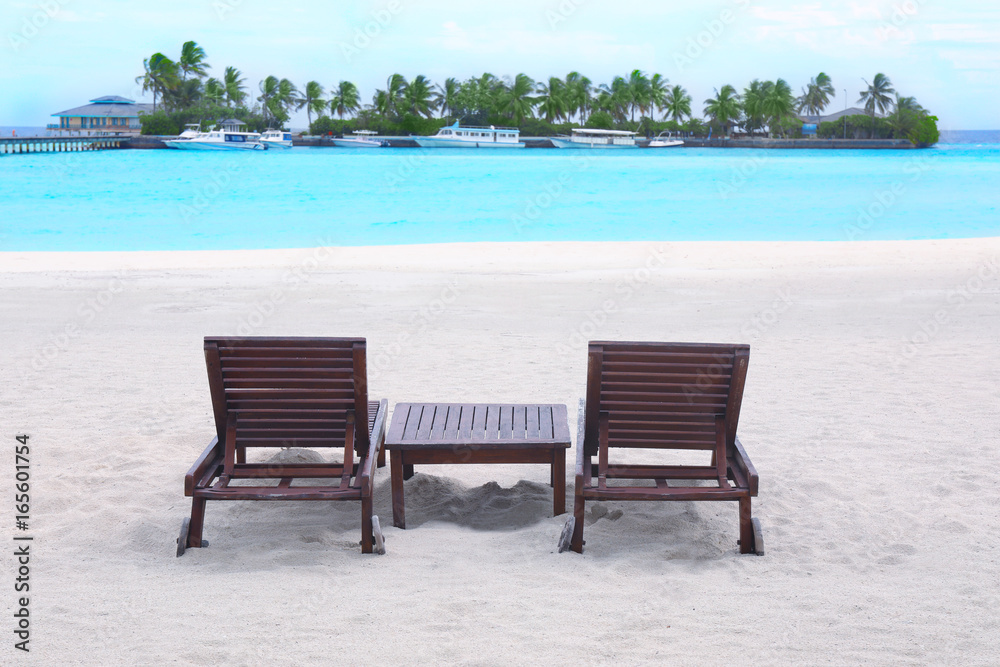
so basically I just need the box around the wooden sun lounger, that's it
[566,341,762,555]
[178,337,388,556]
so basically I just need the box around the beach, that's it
[2,238,999,665]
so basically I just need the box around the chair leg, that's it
[570,490,586,553]
[377,445,386,468]
[188,497,207,548]
[361,495,373,554]
[738,496,753,554]
[236,446,246,465]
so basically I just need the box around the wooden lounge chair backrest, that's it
[584,341,750,463]
[204,337,371,458]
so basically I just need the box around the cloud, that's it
[929,23,1000,44]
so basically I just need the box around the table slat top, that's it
[385,403,571,448]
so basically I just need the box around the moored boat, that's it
[550,128,638,149]
[178,123,203,139]
[412,121,524,148]
[164,119,264,151]
[332,130,385,148]
[260,129,294,149]
[648,131,684,148]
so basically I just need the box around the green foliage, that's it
[681,118,707,136]
[138,111,180,136]
[397,114,447,136]
[518,118,562,137]
[703,85,741,136]
[817,114,893,139]
[909,115,939,148]
[585,110,615,130]
[139,104,270,136]
[308,114,447,137]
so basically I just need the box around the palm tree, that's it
[741,79,770,137]
[434,78,459,118]
[372,89,391,117]
[258,75,280,123]
[796,72,834,118]
[383,74,408,117]
[167,78,203,109]
[536,77,568,123]
[597,76,632,123]
[404,75,436,117]
[664,84,692,124]
[135,53,179,112]
[703,85,741,136]
[204,78,225,105]
[649,73,669,120]
[859,73,896,135]
[301,81,326,127]
[894,94,924,114]
[497,73,536,125]
[223,66,247,107]
[330,81,360,119]
[277,78,302,119]
[564,72,592,123]
[761,78,795,137]
[887,94,926,139]
[627,69,652,121]
[178,41,209,81]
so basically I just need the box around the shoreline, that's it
[3,237,999,273]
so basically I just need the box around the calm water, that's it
[2,144,998,251]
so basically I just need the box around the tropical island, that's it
[136,41,939,147]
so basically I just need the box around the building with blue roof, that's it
[50,95,154,135]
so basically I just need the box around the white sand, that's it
[2,239,999,665]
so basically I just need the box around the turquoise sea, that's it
[1,143,998,251]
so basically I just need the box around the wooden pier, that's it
[0,135,128,155]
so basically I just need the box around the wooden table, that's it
[384,403,572,529]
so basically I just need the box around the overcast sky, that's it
[2,0,997,129]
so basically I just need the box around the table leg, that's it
[553,447,566,516]
[390,450,406,529]
[403,463,414,480]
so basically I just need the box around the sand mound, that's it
[401,475,554,530]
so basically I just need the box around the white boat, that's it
[648,131,684,148]
[260,129,294,149]
[178,123,203,139]
[164,119,264,151]
[412,121,524,148]
[550,128,638,149]
[332,130,385,148]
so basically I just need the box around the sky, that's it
[1,0,998,130]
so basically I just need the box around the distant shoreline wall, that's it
[1,135,916,150]
[675,138,916,149]
[291,136,917,149]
